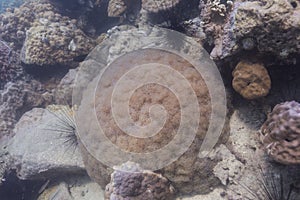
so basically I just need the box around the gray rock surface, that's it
[54,68,78,105]
[7,108,85,180]
[38,175,104,200]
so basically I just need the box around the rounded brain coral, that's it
[74,26,229,195]
[232,61,271,100]
[260,101,300,165]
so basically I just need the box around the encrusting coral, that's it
[232,60,271,100]
[260,101,300,165]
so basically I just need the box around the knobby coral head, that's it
[260,101,300,165]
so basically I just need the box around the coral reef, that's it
[0,40,23,89]
[20,15,96,66]
[232,61,271,100]
[260,101,300,165]
[0,1,56,49]
[0,0,96,65]
[76,26,230,195]
[0,80,46,140]
[105,162,175,200]
[200,0,300,61]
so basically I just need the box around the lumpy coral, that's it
[0,0,96,66]
[20,15,96,66]
[260,101,300,165]
[0,1,55,50]
[105,162,175,200]
[232,61,271,100]
[76,26,230,194]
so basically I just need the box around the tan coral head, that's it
[232,60,271,100]
[260,101,300,165]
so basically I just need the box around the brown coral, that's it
[79,47,229,194]
[20,14,96,66]
[141,0,180,12]
[0,0,56,50]
[260,101,300,165]
[232,61,271,100]
[105,162,175,200]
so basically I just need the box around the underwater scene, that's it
[1,0,300,199]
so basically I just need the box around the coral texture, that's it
[232,61,271,100]
[0,80,45,140]
[260,101,300,165]
[0,1,56,49]
[0,0,96,65]
[141,0,180,12]
[108,0,127,17]
[105,162,175,200]
[0,40,23,89]
[200,0,300,61]
[20,15,96,66]
[80,25,228,194]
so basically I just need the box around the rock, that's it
[105,162,175,200]
[210,145,244,186]
[232,61,271,100]
[38,182,73,200]
[0,145,10,186]
[7,107,85,180]
[54,68,78,105]
[260,101,300,165]
[38,175,104,200]
[201,0,300,62]
[175,188,226,200]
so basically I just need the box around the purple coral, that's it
[260,101,300,165]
